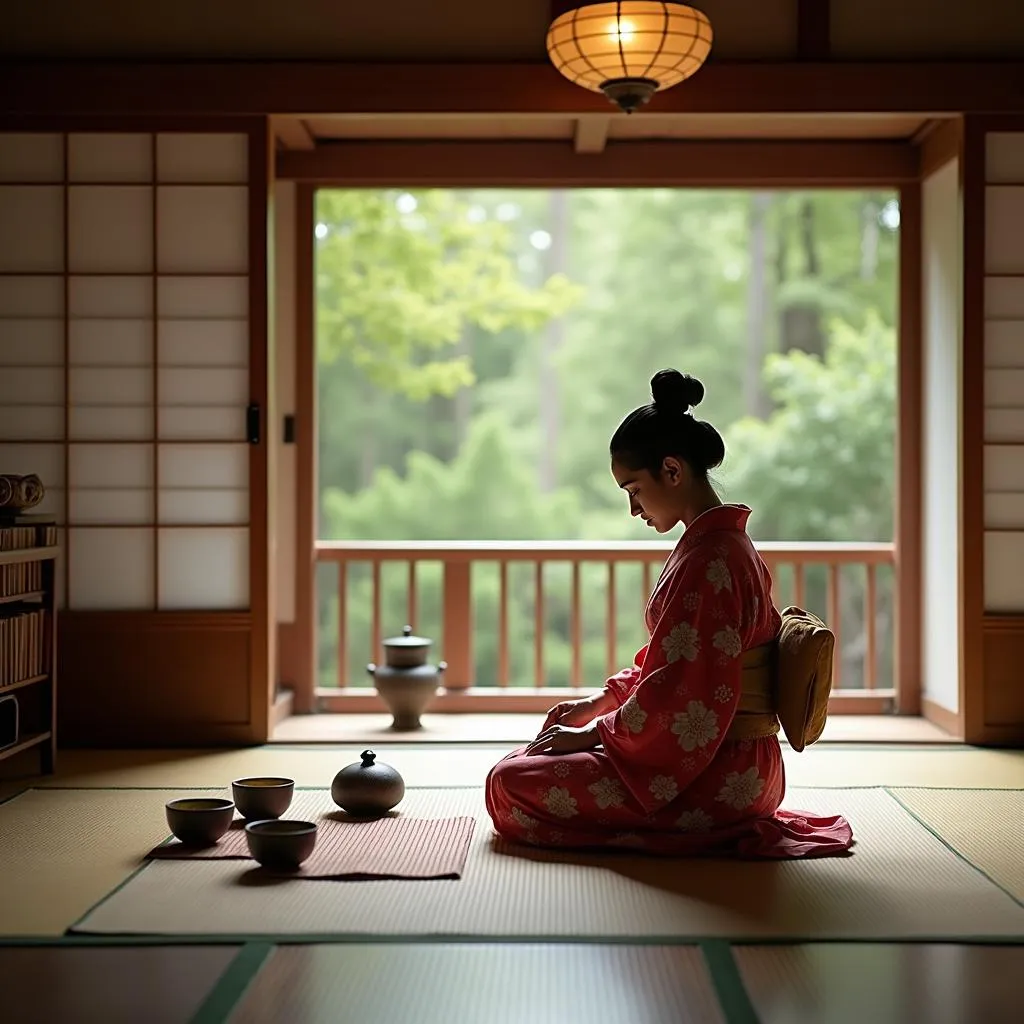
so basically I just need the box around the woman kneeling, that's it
[485,370,852,859]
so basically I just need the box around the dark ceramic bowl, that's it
[244,819,318,870]
[231,777,295,821]
[165,798,235,846]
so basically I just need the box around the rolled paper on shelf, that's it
[18,475,44,510]
[0,474,45,511]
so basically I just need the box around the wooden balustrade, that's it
[313,540,897,714]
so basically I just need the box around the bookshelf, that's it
[0,515,58,773]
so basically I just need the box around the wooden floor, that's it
[1,741,1020,1024]
[272,712,955,745]
[2,939,1022,1023]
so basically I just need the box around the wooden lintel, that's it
[272,115,315,151]
[1,61,1023,117]
[276,139,920,187]
[574,116,611,154]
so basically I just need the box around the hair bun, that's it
[650,369,704,412]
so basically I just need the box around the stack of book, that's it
[0,514,55,689]
[0,514,56,600]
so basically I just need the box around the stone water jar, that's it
[367,625,447,731]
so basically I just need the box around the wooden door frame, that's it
[912,114,1024,745]
[289,183,318,713]
[285,140,925,717]
[248,116,274,742]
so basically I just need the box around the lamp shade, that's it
[546,2,713,112]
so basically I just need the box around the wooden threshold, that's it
[272,713,955,746]
[272,687,295,729]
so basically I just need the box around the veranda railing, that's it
[314,540,897,714]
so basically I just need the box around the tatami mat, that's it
[890,788,1024,903]
[72,786,1024,940]
[2,743,1021,796]
[734,943,1024,1024]
[0,787,223,936]
[229,944,727,1024]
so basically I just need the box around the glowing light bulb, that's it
[608,18,635,44]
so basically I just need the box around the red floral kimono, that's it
[485,504,853,858]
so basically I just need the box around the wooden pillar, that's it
[291,183,318,713]
[896,181,923,715]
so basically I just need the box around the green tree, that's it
[315,189,581,504]
[315,189,579,400]
[722,314,896,543]
[322,412,580,542]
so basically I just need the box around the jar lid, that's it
[382,624,432,647]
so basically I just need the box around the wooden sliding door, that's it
[0,121,273,745]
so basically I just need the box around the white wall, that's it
[921,158,963,713]
[274,181,297,624]
[982,133,1024,613]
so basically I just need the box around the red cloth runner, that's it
[149,815,476,880]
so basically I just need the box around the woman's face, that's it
[611,456,688,533]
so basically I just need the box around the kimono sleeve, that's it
[602,645,649,706]
[595,552,746,815]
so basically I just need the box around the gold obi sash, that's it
[726,643,781,742]
[725,607,836,748]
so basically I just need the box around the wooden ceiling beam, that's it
[797,0,831,62]
[573,116,611,154]
[1,61,1023,117]
[276,139,920,187]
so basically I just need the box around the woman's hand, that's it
[540,691,616,731]
[526,722,601,756]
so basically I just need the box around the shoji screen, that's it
[0,125,268,746]
[983,132,1024,612]
[0,134,66,604]
[0,131,251,612]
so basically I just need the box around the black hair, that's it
[609,369,726,479]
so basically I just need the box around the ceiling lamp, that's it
[546,2,713,114]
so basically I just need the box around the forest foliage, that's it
[314,188,900,688]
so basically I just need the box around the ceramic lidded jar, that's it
[367,625,446,731]
[331,749,405,817]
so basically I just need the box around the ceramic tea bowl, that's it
[165,798,235,846]
[231,777,295,821]
[244,819,318,870]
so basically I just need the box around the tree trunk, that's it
[453,329,473,450]
[861,196,880,281]
[538,189,569,493]
[780,197,826,358]
[745,192,773,419]
[359,402,379,488]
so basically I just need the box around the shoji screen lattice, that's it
[0,132,251,611]
[983,133,1024,611]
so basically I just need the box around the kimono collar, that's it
[679,503,752,551]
